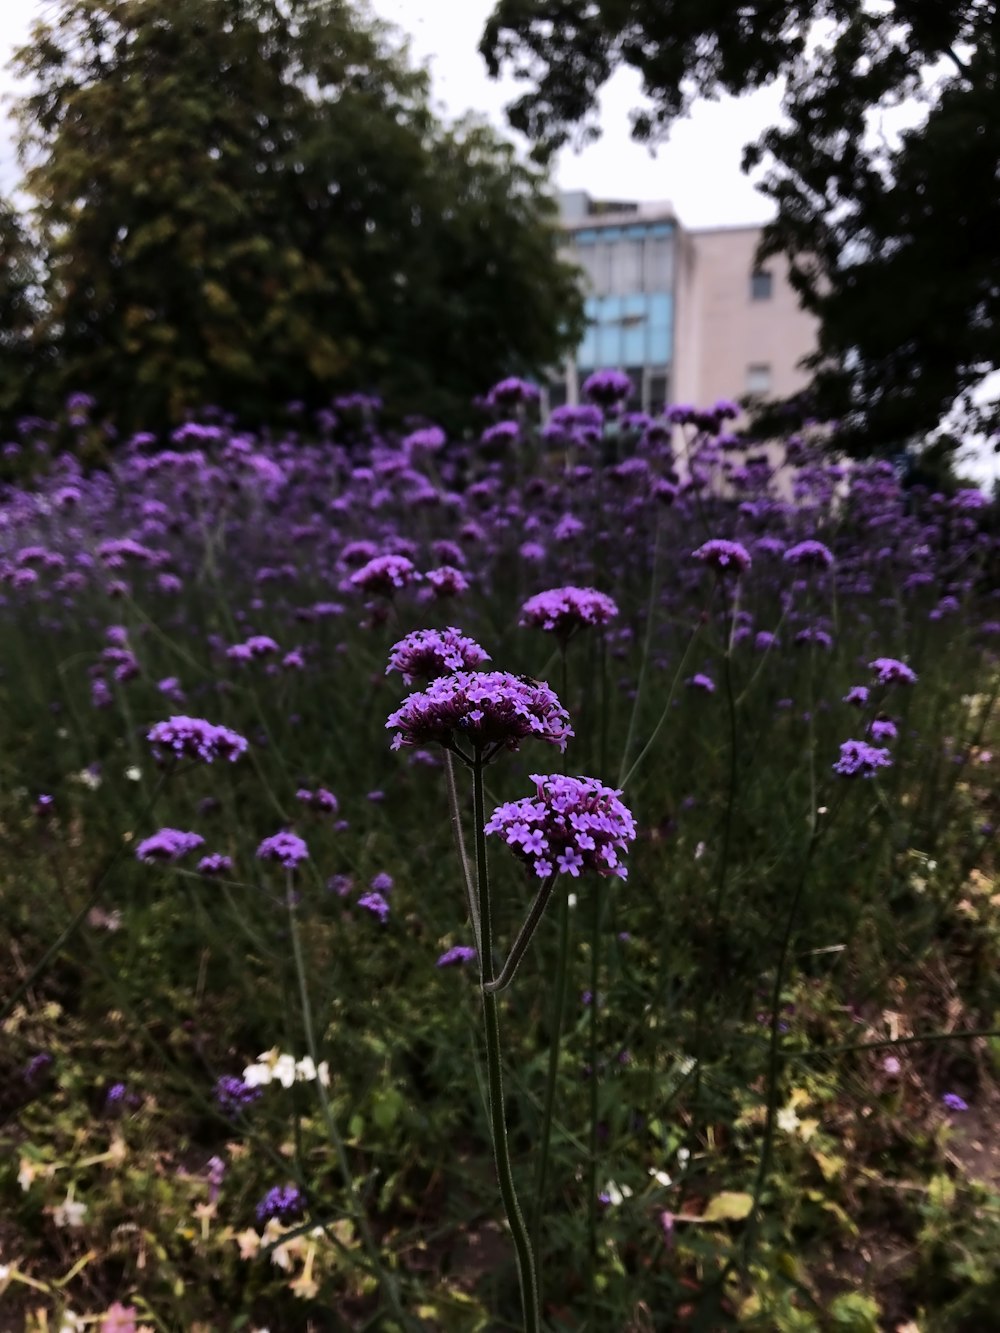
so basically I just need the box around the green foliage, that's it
[481,1,999,454]
[9,0,583,432]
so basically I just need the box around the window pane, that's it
[612,238,643,294]
[746,363,772,394]
[750,270,773,300]
[646,234,675,291]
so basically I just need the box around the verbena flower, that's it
[687,673,716,693]
[136,828,205,863]
[869,717,898,742]
[386,627,490,684]
[870,657,918,686]
[215,1074,263,1116]
[783,540,834,569]
[436,945,476,967]
[358,890,390,922]
[295,787,339,813]
[350,554,420,596]
[485,376,540,408]
[256,831,309,870]
[582,368,632,407]
[833,739,893,778]
[424,565,470,598]
[147,716,248,764]
[255,1184,304,1227]
[485,773,637,881]
[843,685,869,706]
[692,539,752,575]
[942,1092,969,1111]
[520,586,619,638]
[226,635,280,662]
[198,852,233,876]
[386,670,572,755]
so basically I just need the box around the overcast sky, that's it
[0,0,783,226]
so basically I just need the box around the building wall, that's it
[556,194,819,415]
[674,226,818,409]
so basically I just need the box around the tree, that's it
[9,0,583,432]
[0,197,47,421]
[480,1,1000,455]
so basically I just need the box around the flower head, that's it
[256,831,309,870]
[255,1184,304,1227]
[215,1074,263,1116]
[582,368,633,407]
[135,828,205,864]
[870,657,918,686]
[357,891,390,923]
[942,1092,969,1112]
[386,627,490,684]
[783,540,834,569]
[147,716,248,764]
[693,539,752,575]
[833,739,893,778]
[485,773,637,881]
[386,670,572,756]
[485,376,541,408]
[436,945,477,967]
[350,554,420,597]
[520,586,619,639]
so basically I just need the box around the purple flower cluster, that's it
[136,827,205,863]
[485,773,637,881]
[833,739,893,778]
[693,539,752,575]
[519,586,619,638]
[255,1184,304,1226]
[256,831,310,870]
[386,670,573,755]
[350,554,420,596]
[870,657,918,686]
[436,945,476,967]
[783,540,834,569]
[147,716,248,764]
[582,368,633,407]
[386,627,490,684]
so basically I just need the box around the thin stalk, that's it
[473,754,541,1333]
[585,878,602,1330]
[444,748,480,947]
[531,889,571,1276]
[286,878,413,1330]
[483,873,558,995]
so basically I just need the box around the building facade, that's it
[554,190,818,416]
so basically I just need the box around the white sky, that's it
[0,0,782,226]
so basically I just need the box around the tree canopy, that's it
[7,0,584,432]
[481,1,999,455]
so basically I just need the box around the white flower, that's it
[125,765,142,781]
[317,1061,331,1087]
[694,841,706,860]
[272,1054,296,1088]
[74,767,102,790]
[295,1056,317,1082]
[242,1063,273,1088]
[676,1147,690,1169]
[53,1192,87,1228]
[567,893,578,908]
[648,1168,672,1188]
[777,1105,801,1134]
[601,1179,633,1206]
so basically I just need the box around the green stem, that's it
[531,889,571,1271]
[483,873,558,995]
[585,878,602,1329]
[444,747,480,947]
[473,754,541,1333]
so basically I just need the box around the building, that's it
[553,190,818,416]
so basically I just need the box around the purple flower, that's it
[481,420,520,448]
[358,891,390,923]
[386,627,490,684]
[870,657,918,686]
[296,787,339,814]
[693,539,752,575]
[520,586,619,639]
[424,566,471,598]
[386,670,573,756]
[198,852,233,876]
[833,739,893,778]
[942,1092,969,1112]
[485,376,541,408]
[783,540,834,569]
[370,872,394,894]
[215,1074,263,1116]
[436,945,477,967]
[582,368,633,407]
[147,716,248,764]
[402,426,446,454]
[255,1184,304,1227]
[350,554,420,597]
[843,686,869,707]
[869,717,898,743]
[256,831,309,870]
[687,673,715,693]
[136,828,205,863]
[23,1052,53,1082]
[226,635,280,662]
[485,773,637,881]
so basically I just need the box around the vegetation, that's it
[480,1,1000,455]
[0,0,583,433]
[2,388,1000,1329]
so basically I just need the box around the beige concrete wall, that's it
[672,226,818,409]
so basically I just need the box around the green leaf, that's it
[703,1191,754,1222]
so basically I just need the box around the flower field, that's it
[2,382,1000,1331]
